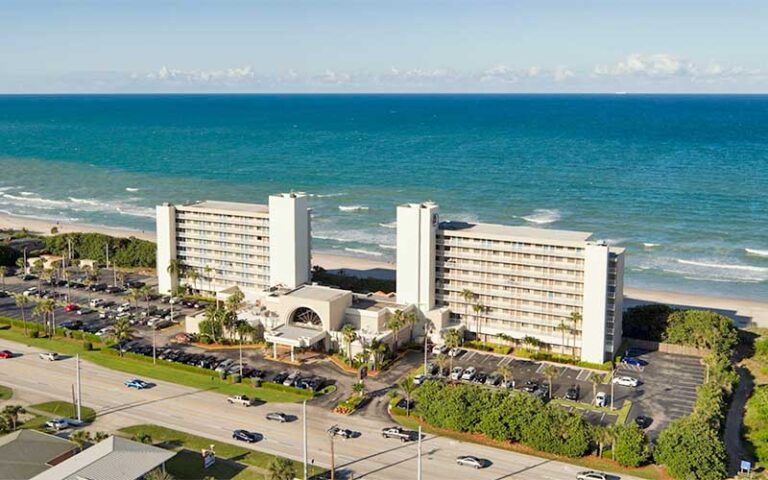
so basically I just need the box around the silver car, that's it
[450,367,464,380]
[456,456,484,469]
[576,471,607,480]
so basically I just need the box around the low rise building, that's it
[0,430,77,479]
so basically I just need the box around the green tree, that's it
[386,309,406,350]
[70,430,91,452]
[404,311,418,343]
[613,423,650,467]
[33,298,55,337]
[459,288,476,328]
[542,364,559,400]
[654,416,727,480]
[588,372,602,402]
[444,328,462,371]
[92,431,110,443]
[556,321,569,355]
[398,379,417,416]
[267,456,296,480]
[369,338,387,371]
[144,468,175,480]
[186,268,200,293]
[225,287,245,339]
[665,310,737,354]
[341,324,357,366]
[109,317,135,355]
[521,406,590,457]
[435,353,448,377]
[352,381,366,397]
[1,405,25,430]
[569,311,582,358]
[133,433,153,444]
[497,364,513,386]
[14,293,29,336]
[126,287,142,309]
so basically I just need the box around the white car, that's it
[576,471,608,480]
[95,327,114,337]
[45,418,69,431]
[448,347,463,357]
[612,375,639,387]
[413,374,426,385]
[39,352,59,361]
[594,391,608,407]
[117,303,132,313]
[432,344,448,355]
[461,366,477,381]
[450,367,464,380]
[456,456,484,469]
[23,287,38,296]
[90,298,105,308]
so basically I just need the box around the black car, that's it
[521,380,538,393]
[565,385,580,401]
[634,415,652,429]
[251,369,268,379]
[473,373,488,384]
[272,372,289,384]
[60,320,84,330]
[232,429,260,443]
[90,283,107,292]
[125,280,145,289]
[105,286,123,294]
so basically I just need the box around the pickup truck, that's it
[227,395,253,407]
[381,426,414,442]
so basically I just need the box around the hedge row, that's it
[261,381,314,398]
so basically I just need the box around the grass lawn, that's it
[0,384,12,400]
[390,405,662,480]
[0,324,308,403]
[20,413,51,430]
[165,449,262,480]
[119,425,325,479]
[29,401,97,422]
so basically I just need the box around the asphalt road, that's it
[0,339,641,480]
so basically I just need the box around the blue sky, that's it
[1,1,765,93]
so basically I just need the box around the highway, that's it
[0,338,640,480]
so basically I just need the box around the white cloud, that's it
[593,53,761,82]
[145,65,256,82]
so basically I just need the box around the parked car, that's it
[105,286,123,294]
[450,367,464,381]
[272,372,289,384]
[124,378,150,389]
[23,287,38,296]
[461,366,477,381]
[432,344,448,355]
[612,375,640,387]
[45,418,70,431]
[456,456,484,469]
[232,429,259,443]
[0,350,13,359]
[576,471,608,480]
[622,357,647,367]
[117,303,132,313]
[425,362,438,375]
[634,415,652,429]
[486,372,501,386]
[448,347,463,357]
[60,320,83,330]
[565,385,580,401]
[266,412,289,423]
[76,308,94,316]
[533,384,550,399]
[413,374,426,385]
[283,371,300,387]
[473,372,487,384]
[96,327,114,337]
[125,280,146,289]
[501,378,516,389]
[39,352,59,361]
[594,391,608,407]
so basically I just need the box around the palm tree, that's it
[126,288,141,309]
[69,430,91,452]
[133,433,153,444]
[145,469,175,480]
[588,372,602,403]
[92,431,110,443]
[267,456,296,480]
[2,405,25,430]
[444,328,462,371]
[404,311,418,343]
[15,256,26,274]
[341,324,357,366]
[497,364,513,386]
[165,259,184,294]
[203,304,223,343]
[204,265,214,293]
[236,321,255,377]
[351,381,366,397]
[569,311,582,359]
[385,309,406,351]
[33,259,44,289]
[557,321,569,355]
[109,318,135,355]
[33,299,55,337]
[472,303,487,341]
[14,294,29,336]
[186,268,200,293]
[369,338,387,371]
[459,288,475,327]
[138,285,152,311]
[398,379,417,416]
[435,353,448,377]
[225,287,245,339]
[542,364,559,400]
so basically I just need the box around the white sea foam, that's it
[0,209,81,223]
[521,208,561,224]
[2,193,68,206]
[379,222,397,229]
[643,243,660,248]
[312,228,394,246]
[19,192,34,196]
[602,238,627,246]
[378,244,396,250]
[310,192,345,198]
[338,205,369,212]
[69,197,100,206]
[745,248,768,258]
[676,259,768,273]
[0,186,16,192]
[125,187,140,192]
[344,247,383,257]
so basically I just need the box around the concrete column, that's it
[273,343,277,359]
[291,346,295,363]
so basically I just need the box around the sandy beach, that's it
[2,211,767,327]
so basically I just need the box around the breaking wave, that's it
[745,248,768,258]
[521,208,561,225]
[344,247,383,257]
[379,221,397,229]
[338,205,369,212]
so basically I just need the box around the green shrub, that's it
[261,382,314,399]
[30,330,39,338]
[43,233,155,268]
[613,423,650,467]
[622,304,675,341]
[218,370,227,380]
[654,416,727,480]
[665,310,738,354]
[83,341,93,351]
[311,266,395,293]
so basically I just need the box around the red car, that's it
[64,304,80,312]
[0,350,13,359]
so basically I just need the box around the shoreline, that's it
[2,211,766,327]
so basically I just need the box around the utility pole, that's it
[23,247,28,274]
[610,367,615,411]
[76,354,82,421]
[303,400,308,480]
[417,426,422,480]
[423,326,431,374]
[104,243,109,285]
[327,427,336,480]
[152,326,157,365]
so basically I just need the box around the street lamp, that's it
[326,425,337,480]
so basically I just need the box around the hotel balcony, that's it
[437,237,585,259]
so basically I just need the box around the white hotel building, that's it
[156,194,624,363]
[156,192,311,297]
[396,202,624,364]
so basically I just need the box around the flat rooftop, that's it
[284,284,350,302]
[352,293,406,312]
[179,200,269,214]
[439,221,593,245]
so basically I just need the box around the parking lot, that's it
[429,346,703,433]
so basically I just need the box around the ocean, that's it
[0,94,766,300]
